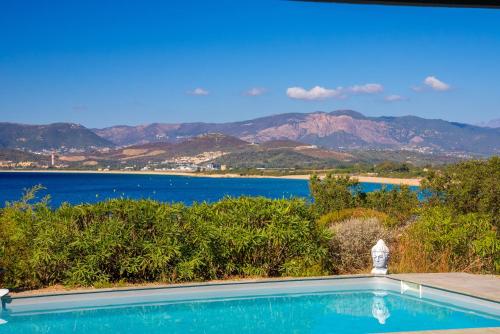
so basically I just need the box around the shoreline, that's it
[0,169,421,186]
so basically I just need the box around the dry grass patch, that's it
[59,155,86,162]
[329,218,394,274]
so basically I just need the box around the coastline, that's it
[0,169,421,186]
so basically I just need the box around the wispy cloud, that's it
[245,87,267,96]
[384,94,408,102]
[348,83,384,94]
[286,83,383,101]
[286,86,344,100]
[188,87,209,96]
[423,76,450,91]
[72,104,88,112]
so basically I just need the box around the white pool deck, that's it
[389,273,500,303]
[389,273,500,334]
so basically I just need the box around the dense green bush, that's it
[363,185,419,226]
[0,193,330,290]
[310,173,418,225]
[422,156,500,228]
[309,174,359,215]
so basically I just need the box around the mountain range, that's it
[1,110,499,156]
[94,110,499,156]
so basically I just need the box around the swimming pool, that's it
[1,277,499,333]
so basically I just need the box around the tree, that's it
[309,174,359,215]
[422,156,500,228]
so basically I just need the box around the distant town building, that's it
[202,163,223,171]
[17,161,36,167]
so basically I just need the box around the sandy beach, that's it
[0,169,421,186]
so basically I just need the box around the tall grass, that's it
[391,207,499,273]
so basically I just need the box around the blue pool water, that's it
[1,289,498,333]
[0,172,418,207]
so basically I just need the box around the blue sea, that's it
[0,172,417,207]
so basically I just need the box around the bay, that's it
[0,172,417,207]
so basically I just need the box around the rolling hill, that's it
[0,122,114,151]
[54,133,354,168]
[0,149,50,164]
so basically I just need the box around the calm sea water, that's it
[1,291,498,333]
[0,172,416,207]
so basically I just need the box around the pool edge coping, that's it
[7,274,375,300]
[5,274,500,305]
[385,276,500,305]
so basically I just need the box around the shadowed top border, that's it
[293,0,500,9]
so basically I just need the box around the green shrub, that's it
[0,187,77,289]
[0,192,331,290]
[309,174,359,215]
[363,185,419,226]
[310,173,418,226]
[422,157,500,228]
[181,197,331,279]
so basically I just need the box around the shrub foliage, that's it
[422,156,500,228]
[0,195,330,290]
[0,157,498,290]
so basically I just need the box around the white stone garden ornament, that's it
[371,239,389,275]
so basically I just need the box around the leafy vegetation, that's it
[309,157,499,274]
[422,156,500,228]
[0,195,329,290]
[310,175,359,215]
[310,173,418,225]
[0,157,498,291]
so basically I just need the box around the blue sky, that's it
[1,0,499,127]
